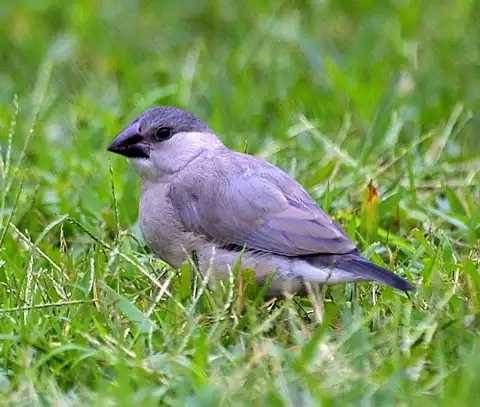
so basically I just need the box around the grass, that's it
[0,0,479,405]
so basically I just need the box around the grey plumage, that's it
[107,106,414,295]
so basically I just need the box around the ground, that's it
[0,1,479,406]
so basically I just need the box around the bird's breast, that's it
[139,182,199,267]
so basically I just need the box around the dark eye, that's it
[153,126,173,141]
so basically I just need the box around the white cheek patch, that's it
[129,157,156,179]
[127,131,223,182]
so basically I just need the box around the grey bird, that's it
[107,106,414,295]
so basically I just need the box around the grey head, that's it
[107,106,223,181]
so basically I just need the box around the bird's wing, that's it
[168,152,356,256]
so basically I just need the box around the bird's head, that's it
[107,106,222,181]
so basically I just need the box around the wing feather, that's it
[169,151,356,256]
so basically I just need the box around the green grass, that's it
[0,0,479,405]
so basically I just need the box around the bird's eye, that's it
[153,126,173,141]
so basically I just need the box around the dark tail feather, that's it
[340,256,414,291]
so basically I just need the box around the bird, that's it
[107,106,414,296]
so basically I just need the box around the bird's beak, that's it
[107,123,150,159]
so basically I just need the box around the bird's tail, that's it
[339,256,414,291]
[306,253,414,291]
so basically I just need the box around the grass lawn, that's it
[0,1,479,405]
